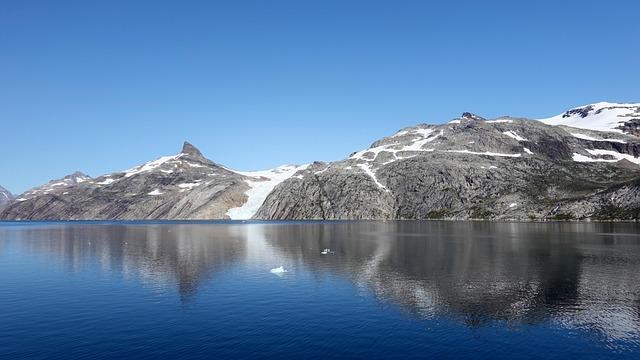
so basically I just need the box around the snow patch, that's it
[570,133,627,143]
[572,149,640,165]
[147,189,163,196]
[226,165,309,220]
[177,182,201,190]
[124,154,183,178]
[184,162,206,168]
[96,178,115,185]
[486,119,513,123]
[446,150,522,158]
[357,163,389,191]
[502,131,527,142]
[523,148,534,155]
[350,128,441,164]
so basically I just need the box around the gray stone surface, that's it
[256,115,640,220]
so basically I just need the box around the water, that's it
[1,221,639,359]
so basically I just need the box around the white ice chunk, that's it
[270,266,287,274]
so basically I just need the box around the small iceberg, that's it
[270,266,288,274]
[321,248,334,255]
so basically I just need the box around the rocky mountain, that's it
[0,186,13,207]
[2,102,640,221]
[256,108,640,221]
[0,142,306,220]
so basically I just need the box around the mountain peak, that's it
[181,141,203,157]
[0,185,12,204]
[63,171,90,183]
[461,112,485,121]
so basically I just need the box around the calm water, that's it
[1,221,639,359]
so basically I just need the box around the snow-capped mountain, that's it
[257,111,640,220]
[0,142,306,220]
[3,103,640,221]
[0,186,13,207]
[539,102,640,136]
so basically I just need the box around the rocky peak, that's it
[461,112,485,121]
[0,185,12,204]
[63,171,90,182]
[181,141,204,158]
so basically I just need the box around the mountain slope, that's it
[0,186,13,207]
[256,113,640,220]
[539,102,640,136]
[0,142,305,220]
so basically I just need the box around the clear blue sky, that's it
[1,0,638,194]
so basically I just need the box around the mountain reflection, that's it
[256,221,640,340]
[2,223,248,301]
[2,221,640,340]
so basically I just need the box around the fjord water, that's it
[1,222,639,359]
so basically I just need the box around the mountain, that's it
[0,142,306,220]
[0,186,13,207]
[3,103,640,221]
[539,102,640,136]
[256,110,640,221]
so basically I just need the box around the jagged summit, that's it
[461,112,485,121]
[181,141,204,157]
[64,171,90,181]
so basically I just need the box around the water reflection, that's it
[1,221,639,341]
[0,223,248,301]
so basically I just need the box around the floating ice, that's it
[270,266,287,274]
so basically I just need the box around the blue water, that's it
[1,221,639,359]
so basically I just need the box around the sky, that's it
[1,0,639,194]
